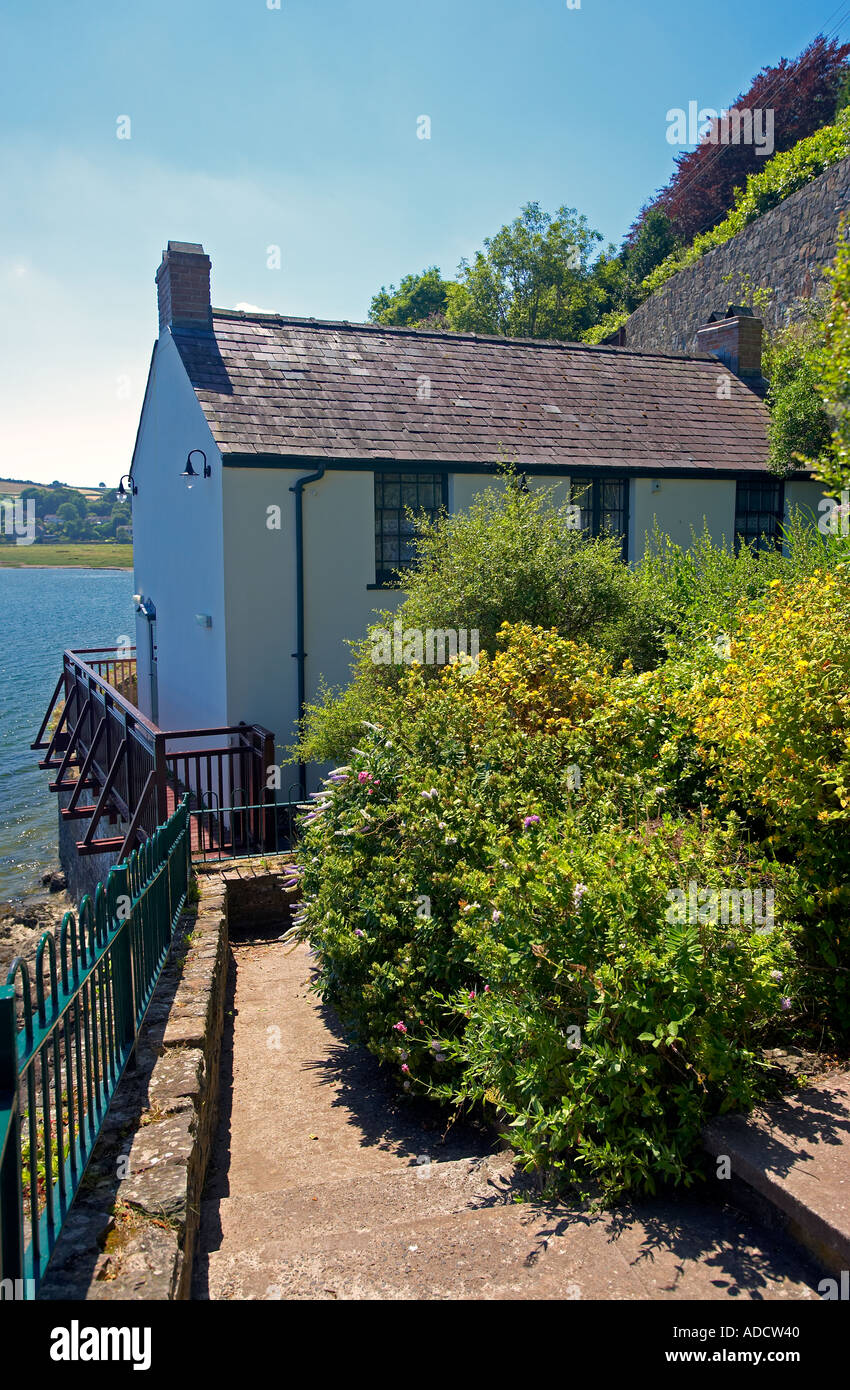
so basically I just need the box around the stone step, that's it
[193,1158,821,1302]
[703,1071,850,1276]
[198,1154,518,1257]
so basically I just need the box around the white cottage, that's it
[124,240,824,805]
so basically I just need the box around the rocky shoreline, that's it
[0,869,75,978]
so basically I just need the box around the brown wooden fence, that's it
[33,649,276,860]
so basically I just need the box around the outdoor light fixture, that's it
[181,449,210,489]
[133,594,156,618]
[117,473,137,497]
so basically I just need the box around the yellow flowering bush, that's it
[687,569,850,860]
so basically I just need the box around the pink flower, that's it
[393,1021,407,1033]
[358,771,372,784]
[401,1063,410,1074]
[468,991,476,1001]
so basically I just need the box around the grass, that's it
[0,543,133,568]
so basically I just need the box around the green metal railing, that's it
[189,786,304,863]
[0,798,190,1297]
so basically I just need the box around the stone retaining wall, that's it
[38,853,295,1300]
[624,155,850,355]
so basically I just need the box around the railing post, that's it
[154,733,169,827]
[108,866,137,1069]
[262,729,276,851]
[0,987,24,1284]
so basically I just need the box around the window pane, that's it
[735,479,781,553]
[375,472,445,584]
[602,481,625,512]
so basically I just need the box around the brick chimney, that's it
[696,305,763,380]
[155,241,212,332]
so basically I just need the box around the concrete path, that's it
[192,939,823,1301]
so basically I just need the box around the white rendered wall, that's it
[785,478,832,529]
[631,476,737,561]
[130,332,227,734]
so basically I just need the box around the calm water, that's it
[0,568,135,899]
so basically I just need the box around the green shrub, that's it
[295,478,666,764]
[764,315,834,476]
[296,627,808,1202]
[633,514,846,647]
[812,220,850,497]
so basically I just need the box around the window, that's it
[374,472,446,587]
[570,476,629,558]
[735,479,783,553]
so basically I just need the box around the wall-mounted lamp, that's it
[117,473,137,498]
[133,593,156,618]
[651,479,661,493]
[194,613,213,628]
[181,449,211,490]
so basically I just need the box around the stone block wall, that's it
[38,854,295,1300]
[624,156,850,355]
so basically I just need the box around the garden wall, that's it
[624,156,850,355]
[37,854,295,1300]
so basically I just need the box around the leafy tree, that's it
[620,208,680,299]
[636,36,850,246]
[369,267,454,328]
[445,203,603,340]
[762,308,833,476]
[811,221,850,497]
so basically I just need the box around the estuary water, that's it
[0,567,135,899]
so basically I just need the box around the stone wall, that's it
[38,853,295,1300]
[624,156,850,355]
[57,786,126,904]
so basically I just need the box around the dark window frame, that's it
[374,471,449,588]
[734,478,784,553]
[570,476,630,559]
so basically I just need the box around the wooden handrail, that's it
[35,648,276,858]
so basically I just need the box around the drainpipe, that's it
[290,462,326,797]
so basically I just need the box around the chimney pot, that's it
[156,240,212,332]
[696,309,763,380]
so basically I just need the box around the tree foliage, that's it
[636,36,850,247]
[445,203,603,340]
[812,221,850,497]
[368,267,453,328]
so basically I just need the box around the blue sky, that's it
[1,0,845,484]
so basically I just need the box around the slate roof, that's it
[170,310,772,474]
